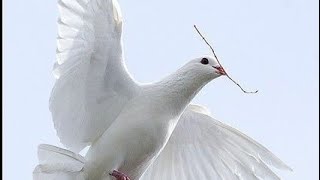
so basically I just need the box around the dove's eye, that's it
[201,58,209,65]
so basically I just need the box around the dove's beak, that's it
[213,66,226,75]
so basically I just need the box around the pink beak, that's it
[213,66,226,75]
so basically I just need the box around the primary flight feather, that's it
[34,0,291,179]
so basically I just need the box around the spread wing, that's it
[50,0,140,152]
[141,104,292,180]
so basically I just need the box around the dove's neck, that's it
[154,66,211,115]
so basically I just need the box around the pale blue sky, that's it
[4,0,319,179]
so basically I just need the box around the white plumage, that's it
[141,105,291,180]
[34,0,291,179]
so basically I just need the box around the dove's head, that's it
[156,55,226,112]
[185,56,226,81]
[158,55,226,112]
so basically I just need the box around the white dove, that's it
[33,0,292,180]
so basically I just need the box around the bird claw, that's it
[109,170,131,180]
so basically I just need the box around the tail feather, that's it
[33,144,86,180]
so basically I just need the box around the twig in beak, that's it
[193,25,258,94]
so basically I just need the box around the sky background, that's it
[4,0,319,179]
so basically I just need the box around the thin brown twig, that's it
[193,25,258,94]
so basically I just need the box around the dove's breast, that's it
[84,94,180,180]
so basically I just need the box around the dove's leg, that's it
[109,170,131,180]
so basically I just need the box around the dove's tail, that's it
[33,144,87,180]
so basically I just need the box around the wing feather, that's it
[141,104,291,180]
[50,0,139,152]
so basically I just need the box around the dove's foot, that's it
[109,170,131,180]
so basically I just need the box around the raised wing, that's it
[50,0,140,152]
[141,104,292,180]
